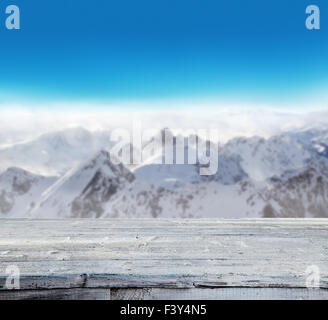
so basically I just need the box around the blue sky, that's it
[0,0,327,109]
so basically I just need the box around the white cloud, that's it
[0,100,327,147]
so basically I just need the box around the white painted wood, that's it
[0,288,110,300]
[111,288,328,300]
[0,219,327,299]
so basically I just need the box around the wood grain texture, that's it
[0,219,327,299]
[0,288,111,300]
[111,288,328,300]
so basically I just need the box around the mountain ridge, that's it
[1,126,328,218]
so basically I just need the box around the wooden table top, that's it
[0,219,327,299]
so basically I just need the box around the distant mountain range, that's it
[0,126,328,218]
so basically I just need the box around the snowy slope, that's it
[1,126,325,181]
[0,168,56,218]
[0,127,114,176]
[259,163,328,218]
[2,127,328,219]
[30,150,135,218]
[134,130,247,188]
[285,128,328,159]
[134,130,201,188]
[222,135,314,181]
[103,179,263,219]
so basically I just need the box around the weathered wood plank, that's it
[3,287,327,300]
[111,288,328,300]
[0,219,327,298]
[0,288,110,300]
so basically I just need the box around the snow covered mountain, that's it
[0,168,56,218]
[103,180,262,219]
[0,127,114,176]
[260,163,328,218]
[135,129,247,188]
[222,135,314,181]
[30,150,135,218]
[1,126,328,218]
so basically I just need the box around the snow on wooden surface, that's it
[0,219,327,299]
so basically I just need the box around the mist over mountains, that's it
[0,124,328,219]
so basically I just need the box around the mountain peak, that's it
[81,149,131,178]
[31,149,135,218]
[2,166,33,175]
[0,167,41,183]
